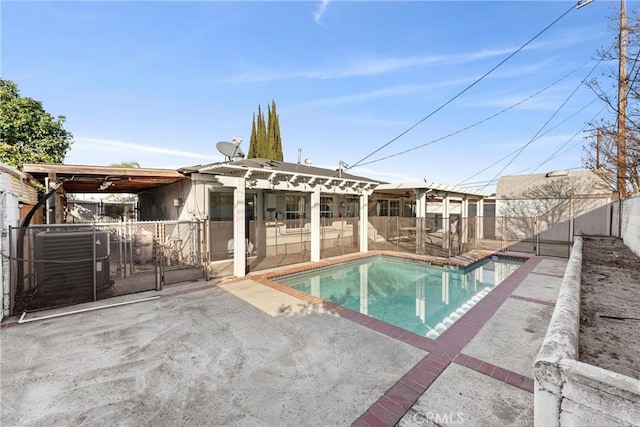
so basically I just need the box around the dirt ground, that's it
[579,236,640,379]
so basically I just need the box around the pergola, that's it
[22,163,189,224]
[182,159,380,277]
[374,181,492,252]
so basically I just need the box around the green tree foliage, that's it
[109,161,140,168]
[0,79,73,169]
[270,100,283,161]
[248,113,258,158]
[256,105,268,158]
[247,100,283,161]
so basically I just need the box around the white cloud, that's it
[226,26,604,85]
[74,137,220,161]
[291,77,473,110]
[225,48,519,84]
[313,0,330,24]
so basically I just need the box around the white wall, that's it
[1,178,21,320]
[138,180,194,221]
[621,194,640,256]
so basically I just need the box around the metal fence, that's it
[367,216,477,257]
[320,217,360,259]
[8,220,204,315]
[207,217,362,276]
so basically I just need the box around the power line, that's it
[457,103,609,189]
[451,44,614,185]
[456,95,603,186]
[477,55,604,191]
[346,1,579,171]
[530,105,609,173]
[355,57,596,168]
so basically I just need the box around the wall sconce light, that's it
[173,198,183,207]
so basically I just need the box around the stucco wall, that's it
[138,180,194,221]
[621,194,640,256]
[533,237,640,426]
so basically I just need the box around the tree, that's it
[256,104,268,158]
[0,79,73,169]
[248,113,258,158]
[246,101,283,161]
[110,161,140,168]
[583,4,640,195]
[268,100,283,161]
[583,129,639,194]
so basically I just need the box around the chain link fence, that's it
[8,220,204,315]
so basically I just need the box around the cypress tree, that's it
[248,113,258,159]
[256,105,268,158]
[248,101,283,161]
[267,101,276,160]
[271,100,283,161]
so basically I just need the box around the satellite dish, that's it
[217,141,245,162]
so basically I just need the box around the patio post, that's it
[415,189,426,254]
[461,197,469,245]
[233,178,246,277]
[476,199,484,239]
[359,192,369,253]
[310,186,321,262]
[442,194,450,250]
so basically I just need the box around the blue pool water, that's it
[276,256,523,339]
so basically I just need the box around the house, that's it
[21,160,494,280]
[138,158,380,278]
[495,169,614,254]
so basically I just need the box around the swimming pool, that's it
[275,256,523,339]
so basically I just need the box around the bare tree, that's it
[583,128,640,194]
[584,3,640,195]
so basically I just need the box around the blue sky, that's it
[2,1,620,191]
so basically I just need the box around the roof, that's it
[23,164,189,193]
[375,181,491,198]
[181,158,379,184]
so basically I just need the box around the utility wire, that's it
[456,95,602,186]
[454,44,614,186]
[530,104,609,173]
[477,55,604,191]
[356,57,594,168]
[456,93,611,188]
[346,1,579,171]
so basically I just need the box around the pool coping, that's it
[247,251,540,426]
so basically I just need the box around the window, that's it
[320,196,333,218]
[209,191,234,221]
[343,198,359,218]
[285,195,307,220]
[377,199,400,216]
[390,200,400,216]
[378,200,388,216]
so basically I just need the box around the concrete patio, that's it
[0,255,566,426]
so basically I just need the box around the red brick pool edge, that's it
[252,254,543,427]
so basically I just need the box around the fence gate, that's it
[8,220,205,316]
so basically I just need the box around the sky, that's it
[1,0,624,192]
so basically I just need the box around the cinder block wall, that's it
[621,194,640,256]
